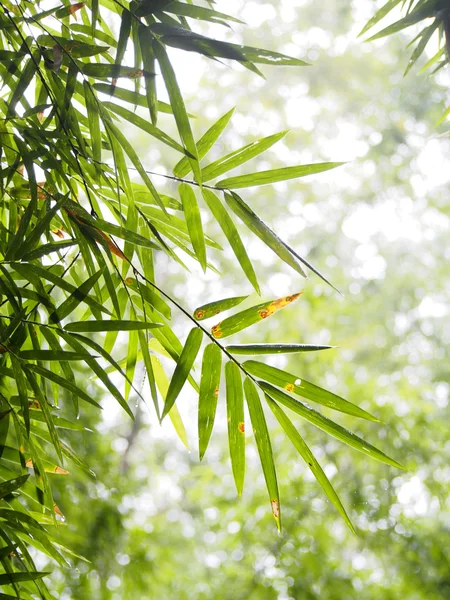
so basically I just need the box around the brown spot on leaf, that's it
[25,458,34,469]
[69,2,85,15]
[259,309,269,319]
[54,466,69,475]
[214,387,219,398]
[211,324,222,338]
[53,504,64,517]
[124,278,133,285]
[238,422,245,434]
[271,499,280,520]
[195,310,205,320]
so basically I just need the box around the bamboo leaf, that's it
[266,395,356,534]
[162,328,203,419]
[153,39,201,183]
[0,474,29,500]
[138,25,158,125]
[211,293,301,339]
[225,361,245,496]
[64,320,162,332]
[179,183,207,271]
[174,108,235,178]
[202,131,288,182]
[227,344,333,355]
[202,189,260,293]
[193,295,248,321]
[198,344,222,460]
[50,268,105,323]
[17,351,92,361]
[244,360,380,421]
[244,378,281,530]
[216,162,344,189]
[260,382,404,469]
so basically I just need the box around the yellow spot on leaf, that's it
[285,383,294,392]
[195,310,205,320]
[54,466,69,475]
[238,422,245,434]
[214,387,219,398]
[124,278,133,285]
[261,292,303,320]
[271,499,280,520]
[25,458,33,469]
[211,324,222,338]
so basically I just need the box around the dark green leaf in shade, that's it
[227,344,334,355]
[266,395,356,534]
[244,378,281,530]
[114,8,132,83]
[162,328,203,419]
[17,351,91,361]
[179,183,207,271]
[82,63,152,79]
[93,83,174,114]
[202,189,260,293]
[364,5,437,42]
[163,2,244,25]
[216,162,344,189]
[0,474,29,500]
[21,240,77,261]
[50,268,104,323]
[260,382,403,469]
[225,361,245,496]
[243,360,379,421]
[211,293,301,339]
[10,355,30,435]
[0,572,50,585]
[198,344,222,460]
[193,295,249,321]
[173,108,235,178]
[64,320,162,333]
[138,25,158,125]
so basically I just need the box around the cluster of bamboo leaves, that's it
[360,0,450,78]
[0,1,403,596]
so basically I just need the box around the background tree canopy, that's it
[0,0,449,598]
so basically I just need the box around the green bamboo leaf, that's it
[103,102,186,154]
[225,361,245,496]
[358,0,403,37]
[198,344,222,460]
[163,2,244,25]
[82,63,151,79]
[174,108,235,178]
[244,378,281,530]
[114,8,132,82]
[10,355,30,435]
[138,25,158,125]
[151,355,189,449]
[153,39,201,183]
[126,278,171,319]
[244,361,381,421]
[260,382,403,469]
[21,240,77,261]
[216,162,344,189]
[17,350,91,361]
[83,81,102,175]
[25,364,102,409]
[133,0,175,17]
[0,474,29,500]
[202,189,260,293]
[202,131,288,182]
[236,44,309,66]
[0,572,50,585]
[404,20,439,75]
[64,320,162,333]
[211,292,301,339]
[162,328,203,419]
[265,394,356,534]
[7,52,41,116]
[93,83,175,114]
[365,5,437,42]
[227,344,333,355]
[50,267,104,323]
[179,183,207,271]
[193,295,249,321]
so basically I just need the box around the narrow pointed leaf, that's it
[227,343,334,355]
[244,361,378,421]
[216,162,344,189]
[21,240,77,261]
[10,355,30,435]
[162,328,203,419]
[64,320,162,332]
[202,189,260,293]
[198,344,222,460]
[174,108,235,177]
[225,361,245,496]
[193,295,249,321]
[202,131,288,182]
[50,268,104,323]
[17,351,92,361]
[266,395,356,534]
[260,382,403,469]
[179,183,206,271]
[211,292,301,339]
[0,474,29,500]
[244,378,280,530]
[153,39,200,183]
[138,25,158,125]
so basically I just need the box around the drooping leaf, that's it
[225,361,245,496]
[162,328,203,419]
[244,360,379,421]
[227,343,334,355]
[260,382,403,469]
[198,344,222,460]
[211,293,301,339]
[64,320,162,333]
[244,378,281,530]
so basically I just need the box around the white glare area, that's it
[397,476,431,517]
